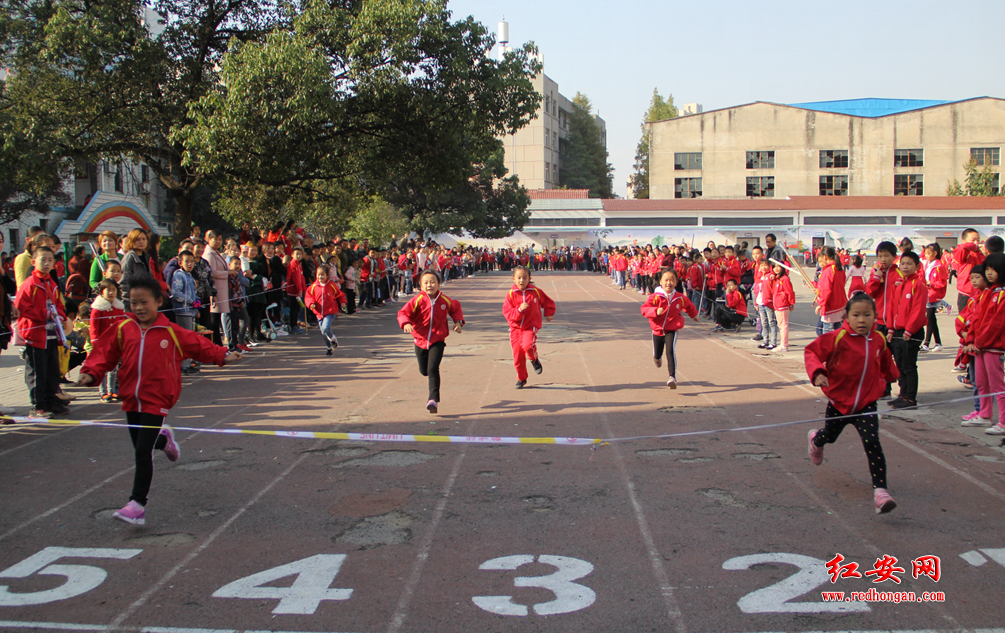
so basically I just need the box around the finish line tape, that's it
[0,417,603,446]
[4,388,1004,448]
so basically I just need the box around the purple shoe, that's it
[113,500,146,525]
[808,430,824,466]
[160,424,180,462]
[426,400,438,414]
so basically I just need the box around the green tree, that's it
[559,93,613,198]
[349,197,409,247]
[632,88,678,199]
[384,146,531,239]
[947,158,1002,196]
[1,0,540,240]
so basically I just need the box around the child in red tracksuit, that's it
[958,266,987,425]
[771,263,796,352]
[397,271,464,414]
[969,253,1005,435]
[887,251,928,409]
[641,269,698,389]
[814,247,848,333]
[78,278,242,526]
[805,293,900,514]
[306,266,347,356]
[15,246,70,417]
[713,279,747,332]
[502,266,556,389]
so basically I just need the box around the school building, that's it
[473,190,1005,254]
[646,97,1005,201]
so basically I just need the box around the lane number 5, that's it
[0,547,142,607]
[472,554,596,617]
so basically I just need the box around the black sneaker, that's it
[326,348,333,357]
[48,401,70,415]
[758,343,769,349]
[531,359,543,375]
[515,380,527,389]
[752,334,764,341]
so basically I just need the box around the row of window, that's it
[673,147,1002,170]
[670,173,1005,198]
[543,129,559,150]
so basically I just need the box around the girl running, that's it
[306,265,347,356]
[641,269,699,389]
[805,293,900,514]
[502,266,556,389]
[397,271,464,414]
[78,278,242,525]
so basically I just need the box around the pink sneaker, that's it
[160,424,180,462]
[112,500,146,525]
[666,376,677,389]
[874,488,897,514]
[808,430,824,465]
[426,400,438,414]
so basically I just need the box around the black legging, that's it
[924,306,941,346]
[812,403,887,489]
[415,341,446,402]
[892,329,923,400]
[126,411,167,506]
[652,331,679,377]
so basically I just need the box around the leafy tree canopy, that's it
[947,158,1002,197]
[1,0,540,239]
[632,88,678,199]
[559,92,612,198]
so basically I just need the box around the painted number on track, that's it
[723,553,871,613]
[212,554,353,614]
[0,547,142,607]
[472,554,596,616]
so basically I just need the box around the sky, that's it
[446,0,1005,197]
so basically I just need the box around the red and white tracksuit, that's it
[502,283,556,382]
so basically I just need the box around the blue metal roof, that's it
[787,98,954,118]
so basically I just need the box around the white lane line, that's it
[385,279,511,633]
[0,356,284,544]
[107,355,421,630]
[0,426,77,459]
[551,276,687,633]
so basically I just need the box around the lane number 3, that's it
[472,554,596,617]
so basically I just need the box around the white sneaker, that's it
[931,344,943,353]
[919,344,930,352]
[985,423,1005,436]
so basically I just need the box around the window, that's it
[674,152,702,170]
[972,147,1000,166]
[544,130,549,148]
[113,165,123,193]
[141,164,150,182]
[894,174,923,196]
[819,175,848,196]
[553,131,558,148]
[894,149,923,167]
[545,163,550,182]
[526,218,600,227]
[674,178,702,198]
[746,151,774,169]
[746,176,774,197]
[39,219,48,231]
[9,229,19,251]
[993,172,1001,193]
[819,150,849,169]
[544,95,550,115]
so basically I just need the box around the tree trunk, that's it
[174,192,193,242]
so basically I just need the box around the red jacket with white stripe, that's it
[14,270,66,349]
[814,263,847,319]
[725,289,747,317]
[503,283,556,332]
[305,281,346,319]
[397,291,465,349]
[81,314,230,415]
[805,321,900,415]
[640,287,698,335]
[924,260,948,302]
[866,264,903,327]
[891,271,928,337]
[771,275,796,309]
[975,286,1005,353]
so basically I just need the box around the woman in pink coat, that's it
[203,230,231,346]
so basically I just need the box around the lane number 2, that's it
[723,553,870,613]
[212,554,353,614]
[0,547,142,607]
[472,554,596,617]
